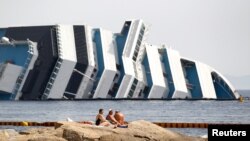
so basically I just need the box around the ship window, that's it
[17,77,22,84]
[113,73,119,81]
[132,56,137,61]
[54,68,59,73]
[51,73,56,78]
[44,89,50,94]
[49,79,54,84]
[163,72,167,78]
[134,51,138,57]
[143,86,149,94]
[131,85,136,91]
[116,64,121,70]
[135,46,140,51]
[128,89,135,98]
[47,84,52,89]
[127,79,138,98]
[134,79,138,84]
[58,58,63,62]
[138,35,143,41]
[138,90,143,97]
[137,40,141,45]
[56,63,61,68]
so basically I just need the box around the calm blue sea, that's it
[0,100,249,136]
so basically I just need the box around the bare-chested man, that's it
[106,109,119,125]
[114,110,125,125]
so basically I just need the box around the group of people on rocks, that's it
[96,108,127,127]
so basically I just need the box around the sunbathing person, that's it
[95,109,110,126]
[106,109,119,125]
[114,110,128,128]
[114,110,125,125]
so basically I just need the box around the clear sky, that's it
[0,0,249,77]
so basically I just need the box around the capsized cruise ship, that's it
[0,20,240,100]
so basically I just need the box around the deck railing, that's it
[11,41,34,99]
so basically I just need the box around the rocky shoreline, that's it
[0,120,207,141]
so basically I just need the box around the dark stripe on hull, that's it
[64,26,89,98]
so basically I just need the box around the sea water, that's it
[0,100,249,136]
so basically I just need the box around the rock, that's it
[0,130,8,141]
[100,133,146,141]
[0,120,207,141]
[60,122,114,141]
[23,127,66,141]
[27,136,67,141]
[127,120,203,141]
[62,128,84,141]
[57,120,207,141]
[0,129,19,141]
[1,127,65,141]
[21,127,55,135]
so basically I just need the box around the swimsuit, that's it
[96,118,101,125]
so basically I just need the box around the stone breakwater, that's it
[0,120,207,141]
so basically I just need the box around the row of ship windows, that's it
[132,25,145,61]
[45,25,154,98]
[127,79,138,98]
[44,58,64,93]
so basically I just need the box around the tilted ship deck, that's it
[0,20,239,100]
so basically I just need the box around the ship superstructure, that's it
[0,20,239,100]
